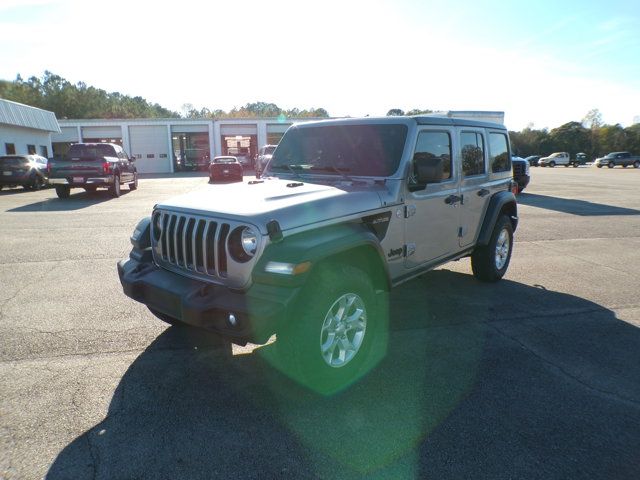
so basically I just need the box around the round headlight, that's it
[241,227,257,256]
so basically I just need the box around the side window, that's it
[489,132,510,173]
[410,131,452,190]
[461,132,485,176]
[27,144,36,155]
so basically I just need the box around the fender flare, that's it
[476,191,518,246]
[253,223,391,290]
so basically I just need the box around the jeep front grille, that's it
[152,210,232,281]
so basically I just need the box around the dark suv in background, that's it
[0,154,48,191]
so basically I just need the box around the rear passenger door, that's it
[457,128,491,248]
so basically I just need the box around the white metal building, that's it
[54,118,300,174]
[0,99,60,157]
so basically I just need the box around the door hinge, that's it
[405,204,417,218]
[404,243,416,257]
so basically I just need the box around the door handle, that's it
[477,188,490,197]
[445,194,461,205]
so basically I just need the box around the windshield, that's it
[267,124,408,177]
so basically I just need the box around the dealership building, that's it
[52,118,304,174]
[51,111,505,174]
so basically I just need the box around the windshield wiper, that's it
[268,164,304,179]
[310,165,353,181]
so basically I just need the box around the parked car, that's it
[209,156,243,182]
[255,144,277,172]
[573,152,588,167]
[524,155,541,167]
[511,156,530,192]
[0,154,48,191]
[47,143,138,199]
[118,115,518,392]
[593,151,640,169]
[539,152,570,167]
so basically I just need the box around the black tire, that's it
[276,264,385,394]
[549,161,555,167]
[55,185,70,199]
[471,215,514,282]
[129,172,138,190]
[109,174,121,197]
[30,174,45,190]
[572,163,579,168]
[608,162,615,168]
[22,184,32,191]
[634,161,640,169]
[597,164,602,168]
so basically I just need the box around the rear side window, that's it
[0,156,28,167]
[489,132,510,173]
[461,132,485,176]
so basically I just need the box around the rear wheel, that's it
[277,264,384,394]
[634,161,640,168]
[55,185,70,199]
[471,215,513,282]
[549,161,555,167]
[109,175,121,197]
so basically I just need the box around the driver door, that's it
[404,128,461,269]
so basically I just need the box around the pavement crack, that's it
[488,322,640,407]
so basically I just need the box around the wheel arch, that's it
[476,191,518,247]
[254,223,391,292]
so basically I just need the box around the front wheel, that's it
[471,215,514,282]
[634,161,639,168]
[55,185,70,199]
[608,162,615,168]
[277,264,384,394]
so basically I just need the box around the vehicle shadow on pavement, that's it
[46,271,640,479]
[517,193,640,216]
[7,190,128,212]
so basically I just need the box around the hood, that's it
[155,176,387,233]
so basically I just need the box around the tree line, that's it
[0,72,329,120]
[2,73,638,157]
[509,112,640,159]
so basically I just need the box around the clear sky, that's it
[1,0,639,130]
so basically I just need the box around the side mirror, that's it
[415,156,443,184]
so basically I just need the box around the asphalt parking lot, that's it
[1,166,639,479]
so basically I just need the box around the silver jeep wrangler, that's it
[118,116,517,392]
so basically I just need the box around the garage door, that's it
[128,125,171,174]
[82,126,122,139]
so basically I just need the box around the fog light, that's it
[228,313,237,326]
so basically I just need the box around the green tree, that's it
[386,108,405,116]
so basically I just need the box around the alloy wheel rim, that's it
[319,293,367,368]
[495,228,510,270]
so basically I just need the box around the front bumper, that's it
[49,176,113,186]
[118,257,299,344]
